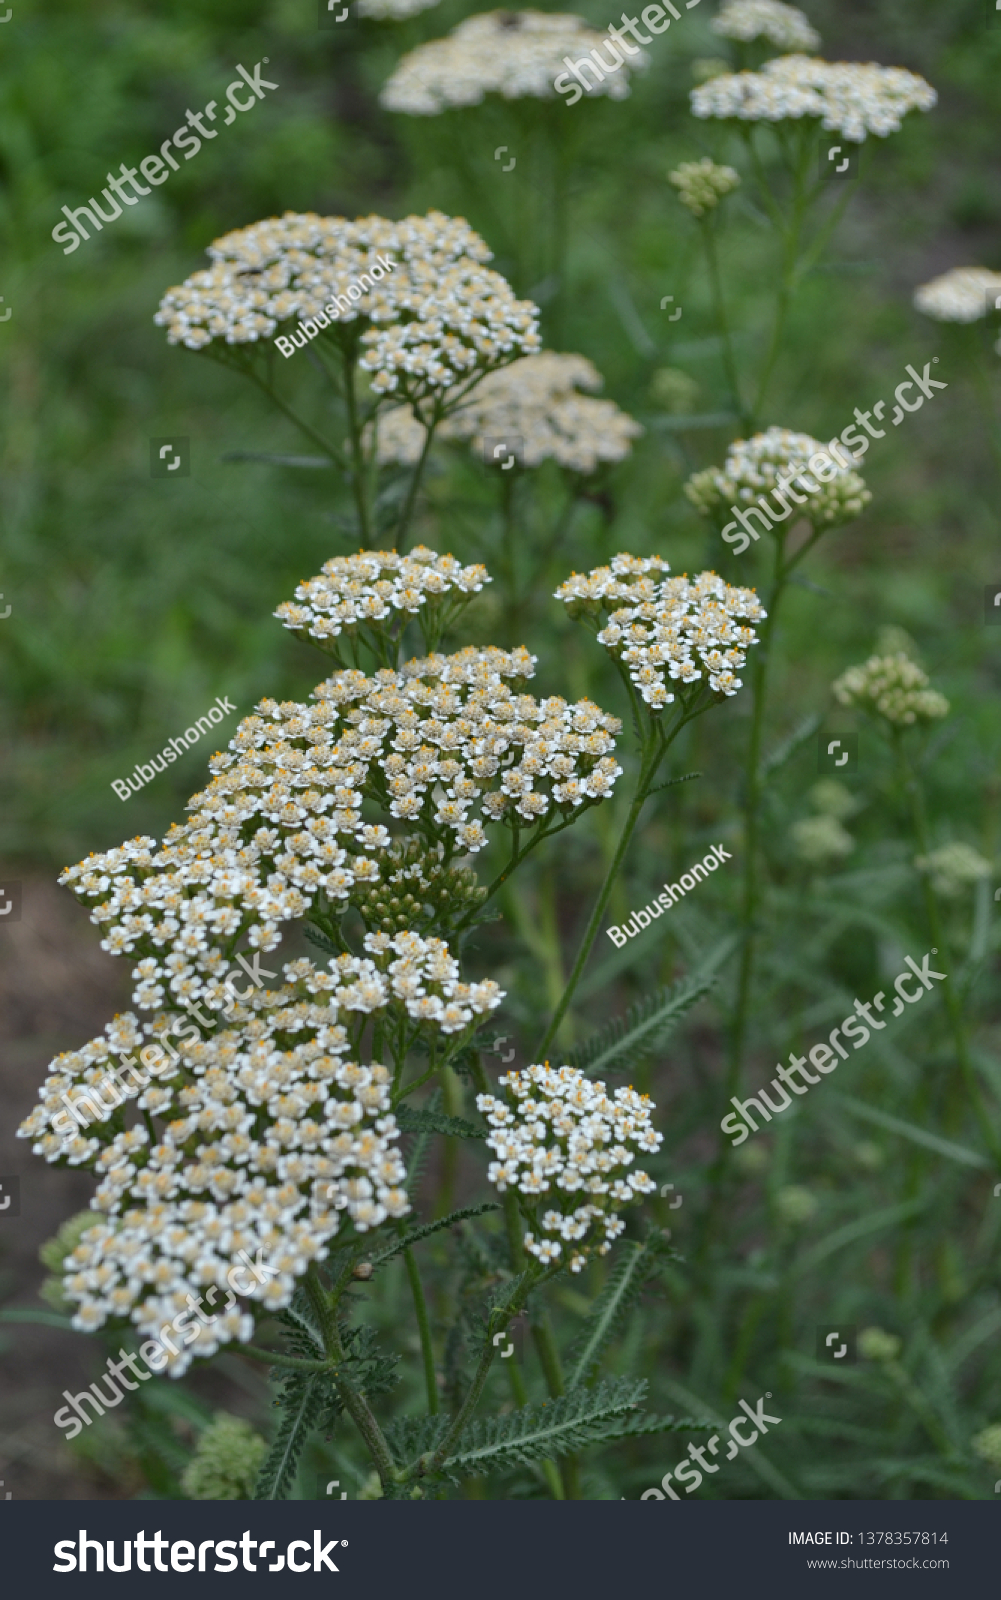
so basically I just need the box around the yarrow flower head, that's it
[711,0,820,53]
[275,546,490,664]
[791,813,854,866]
[913,266,1001,325]
[369,353,643,473]
[971,1424,1001,1472]
[668,158,740,218]
[17,935,502,1370]
[691,54,936,143]
[379,10,647,115]
[832,653,950,728]
[154,211,540,401]
[685,426,870,529]
[56,639,622,1014]
[477,1064,662,1272]
[555,555,765,707]
[914,842,992,899]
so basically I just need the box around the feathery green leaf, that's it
[434,1377,648,1476]
[567,971,717,1078]
[254,1373,324,1502]
[567,1233,677,1388]
[394,1104,486,1139]
[369,1203,501,1267]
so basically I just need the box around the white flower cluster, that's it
[832,653,950,727]
[711,0,820,52]
[915,841,992,899]
[691,54,937,142]
[58,644,621,1013]
[791,813,854,866]
[312,647,624,832]
[275,546,490,660]
[357,0,439,16]
[477,1065,661,1272]
[18,936,501,1366]
[668,158,741,218]
[370,353,643,473]
[556,555,765,707]
[913,266,1001,324]
[380,10,646,115]
[684,426,870,526]
[154,211,540,398]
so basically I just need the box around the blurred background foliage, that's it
[2,0,1001,1500]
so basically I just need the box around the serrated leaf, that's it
[303,924,342,957]
[646,770,701,799]
[369,1203,501,1267]
[567,971,717,1078]
[254,1373,323,1501]
[567,1234,675,1388]
[436,1377,647,1476]
[395,1105,486,1139]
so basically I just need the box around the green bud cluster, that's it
[352,837,487,933]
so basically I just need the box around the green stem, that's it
[535,711,684,1059]
[895,735,1001,1168]
[396,405,439,551]
[238,361,348,470]
[418,1264,553,1480]
[749,128,813,429]
[241,1345,333,1373]
[342,344,372,542]
[701,214,747,431]
[403,1243,439,1415]
[304,1265,399,1491]
[698,532,788,1260]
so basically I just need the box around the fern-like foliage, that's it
[384,1412,452,1470]
[567,1231,678,1388]
[394,1105,486,1139]
[566,971,717,1078]
[303,923,342,957]
[369,1203,501,1268]
[254,1372,326,1501]
[433,1377,649,1479]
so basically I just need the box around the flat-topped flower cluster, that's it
[913,266,1001,324]
[833,653,950,728]
[370,352,643,474]
[154,209,540,399]
[555,555,765,708]
[57,642,622,1014]
[275,545,490,664]
[711,0,820,52]
[18,934,504,1364]
[691,54,936,142]
[685,426,870,528]
[380,10,643,115]
[478,1065,661,1272]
